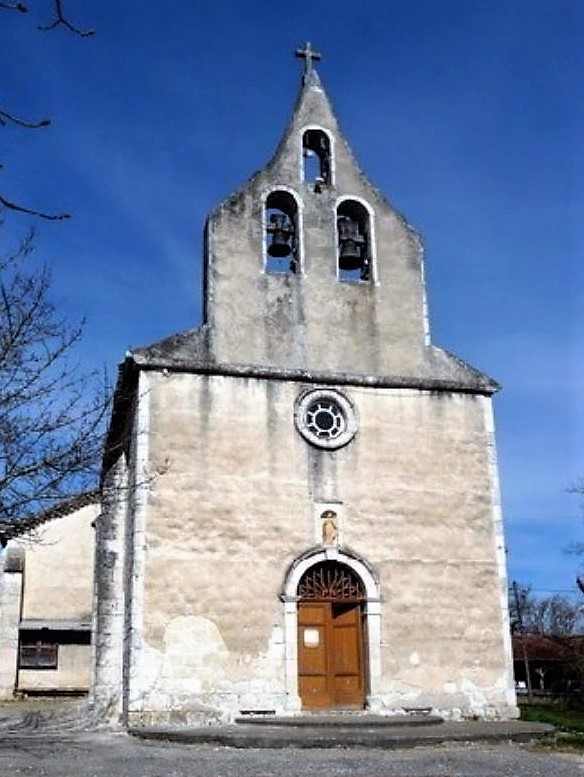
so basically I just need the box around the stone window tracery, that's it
[298,561,365,601]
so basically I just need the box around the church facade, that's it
[94,51,517,726]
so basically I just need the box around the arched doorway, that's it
[297,561,366,709]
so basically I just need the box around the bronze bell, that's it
[267,213,294,257]
[338,216,365,270]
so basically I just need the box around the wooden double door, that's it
[297,599,366,710]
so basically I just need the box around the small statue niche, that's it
[321,510,338,546]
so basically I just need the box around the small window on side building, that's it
[19,633,58,670]
[18,628,91,670]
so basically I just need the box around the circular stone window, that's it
[294,389,358,450]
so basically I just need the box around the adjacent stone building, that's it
[0,493,98,698]
[94,50,517,726]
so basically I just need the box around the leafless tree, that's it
[0,232,108,533]
[534,595,584,637]
[564,478,584,595]
[510,581,535,697]
[510,584,584,638]
[0,0,94,220]
[509,582,584,697]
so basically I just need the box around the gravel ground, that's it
[0,732,582,777]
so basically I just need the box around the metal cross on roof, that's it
[295,42,322,75]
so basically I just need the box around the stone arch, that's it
[334,195,377,283]
[280,547,382,712]
[261,186,304,275]
[300,125,335,186]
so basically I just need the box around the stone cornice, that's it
[131,356,499,396]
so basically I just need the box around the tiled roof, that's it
[0,489,100,542]
[512,634,584,661]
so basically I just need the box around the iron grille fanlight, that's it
[298,562,364,601]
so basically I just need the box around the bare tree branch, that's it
[0,108,51,129]
[0,233,109,525]
[0,1,94,220]
[0,193,70,221]
[38,0,94,37]
[509,583,584,637]
[0,2,27,11]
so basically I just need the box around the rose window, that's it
[294,389,358,450]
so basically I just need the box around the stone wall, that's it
[20,506,95,622]
[18,644,91,692]
[0,548,23,699]
[0,505,97,698]
[122,370,516,724]
[91,455,128,723]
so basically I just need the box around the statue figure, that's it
[321,510,338,546]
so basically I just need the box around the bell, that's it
[267,213,293,258]
[338,217,365,270]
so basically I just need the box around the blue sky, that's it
[1,1,582,597]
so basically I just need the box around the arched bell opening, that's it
[264,190,299,274]
[302,129,332,188]
[336,199,372,283]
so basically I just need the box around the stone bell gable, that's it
[131,68,495,395]
[94,47,517,727]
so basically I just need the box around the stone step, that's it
[129,720,555,749]
[235,713,443,727]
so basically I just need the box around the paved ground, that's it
[0,731,582,777]
[0,701,581,776]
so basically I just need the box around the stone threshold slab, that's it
[235,714,443,727]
